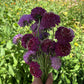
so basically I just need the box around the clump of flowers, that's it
[13,7,75,83]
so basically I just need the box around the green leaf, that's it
[0,67,6,74]
[11,53,18,67]
[0,47,5,56]
[53,71,58,80]
[6,40,13,49]
[74,65,80,71]
[8,65,14,76]
[0,59,5,66]
[32,76,34,82]
[65,76,71,84]
[0,78,2,84]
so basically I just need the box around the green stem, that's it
[52,27,54,40]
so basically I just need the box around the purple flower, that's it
[50,56,61,70]
[18,14,33,27]
[55,27,75,43]
[23,51,36,64]
[41,12,60,29]
[30,22,44,33]
[29,61,42,78]
[13,34,23,44]
[28,37,40,51]
[41,39,56,53]
[30,22,38,32]
[31,7,46,22]
[55,42,71,56]
[21,34,33,48]
[39,32,50,40]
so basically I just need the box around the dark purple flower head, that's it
[39,32,50,40]
[28,37,40,51]
[13,34,23,44]
[41,39,56,53]
[50,56,61,70]
[23,51,36,64]
[55,27,75,43]
[41,12,60,29]
[18,14,33,27]
[31,7,46,22]
[29,61,42,78]
[21,34,33,48]
[55,42,71,57]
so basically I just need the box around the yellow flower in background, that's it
[17,12,19,15]
[78,62,80,65]
[25,0,28,3]
[2,56,4,59]
[62,4,64,6]
[9,8,12,10]
[75,22,80,24]
[81,0,84,1]
[74,74,77,76]
[11,9,13,11]
[5,4,8,7]
[80,24,84,29]
[74,24,77,28]
[74,43,79,46]
[19,8,22,11]
[64,2,66,5]
[70,55,72,58]
[63,12,68,16]
[50,0,54,1]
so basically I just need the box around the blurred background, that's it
[0,0,84,84]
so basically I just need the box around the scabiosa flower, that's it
[55,27,75,43]
[18,14,33,27]
[28,37,40,51]
[30,61,42,78]
[55,42,71,56]
[39,32,50,40]
[13,34,23,44]
[21,34,33,48]
[30,22,44,33]
[30,22,38,32]
[41,39,56,53]
[23,51,36,64]
[31,7,46,22]
[50,56,61,70]
[41,12,60,29]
